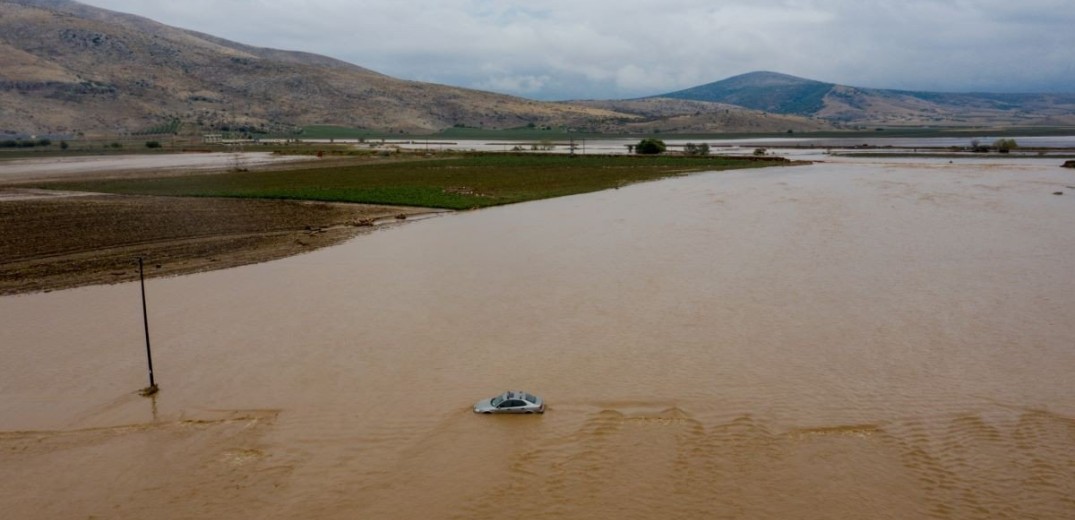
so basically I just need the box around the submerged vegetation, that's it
[40,154,778,210]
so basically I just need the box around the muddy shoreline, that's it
[0,190,440,295]
[0,153,445,295]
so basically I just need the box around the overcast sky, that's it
[78,0,1075,100]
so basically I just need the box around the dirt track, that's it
[0,189,434,295]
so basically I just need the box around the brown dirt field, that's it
[0,192,437,295]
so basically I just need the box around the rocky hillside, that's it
[659,71,1075,127]
[0,0,633,136]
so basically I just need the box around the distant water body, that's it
[384,135,1075,155]
[1,155,1073,518]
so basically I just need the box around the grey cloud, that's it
[79,0,1075,98]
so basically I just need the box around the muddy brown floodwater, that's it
[2,156,1074,519]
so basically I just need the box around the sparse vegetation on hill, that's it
[572,98,834,134]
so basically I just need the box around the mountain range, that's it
[2,0,1073,137]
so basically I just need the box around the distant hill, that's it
[658,71,1075,127]
[0,0,633,136]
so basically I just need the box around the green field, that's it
[40,154,779,210]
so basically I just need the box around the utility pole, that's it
[137,257,159,396]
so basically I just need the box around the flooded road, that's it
[2,157,1074,518]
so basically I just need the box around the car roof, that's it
[499,391,540,402]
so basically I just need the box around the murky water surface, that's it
[2,156,1074,518]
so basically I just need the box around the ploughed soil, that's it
[0,190,434,295]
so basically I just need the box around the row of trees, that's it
[0,138,52,148]
[969,138,1019,153]
[638,138,1022,156]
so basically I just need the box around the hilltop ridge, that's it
[657,71,1075,127]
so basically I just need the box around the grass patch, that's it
[39,154,778,210]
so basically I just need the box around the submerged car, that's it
[474,391,545,414]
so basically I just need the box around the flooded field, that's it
[2,156,1074,518]
[0,152,310,184]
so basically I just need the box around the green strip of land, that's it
[40,154,780,210]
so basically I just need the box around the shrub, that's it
[635,138,666,155]
[993,138,1018,153]
[145,141,162,149]
[684,142,710,156]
